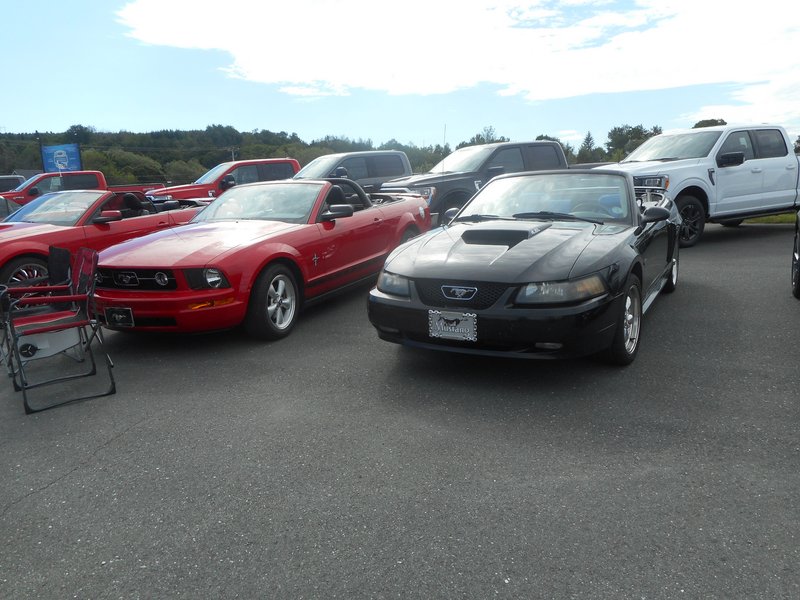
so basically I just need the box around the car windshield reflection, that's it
[457,173,633,224]
[194,182,325,224]
[4,190,105,226]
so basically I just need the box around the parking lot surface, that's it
[1,223,798,599]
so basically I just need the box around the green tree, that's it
[456,126,509,149]
[693,119,726,128]
[605,124,662,161]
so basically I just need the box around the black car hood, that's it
[383,171,475,188]
[386,220,626,282]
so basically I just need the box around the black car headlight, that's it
[185,268,230,290]
[633,175,669,190]
[377,270,410,297]
[516,274,607,305]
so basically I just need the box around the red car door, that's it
[78,196,198,252]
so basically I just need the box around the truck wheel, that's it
[676,195,705,247]
[244,264,300,340]
[0,256,48,286]
[792,227,800,300]
[601,274,642,365]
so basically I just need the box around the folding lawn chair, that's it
[1,247,116,414]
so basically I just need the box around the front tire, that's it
[244,264,300,340]
[602,274,642,366]
[792,226,800,300]
[676,195,705,248]
[0,256,48,286]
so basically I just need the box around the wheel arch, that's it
[674,185,709,217]
[254,256,305,305]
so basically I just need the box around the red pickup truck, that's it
[0,170,162,207]
[145,158,300,203]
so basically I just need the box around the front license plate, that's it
[105,307,135,328]
[428,310,477,342]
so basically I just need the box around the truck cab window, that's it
[719,132,755,161]
[487,148,524,172]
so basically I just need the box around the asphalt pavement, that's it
[0,223,798,599]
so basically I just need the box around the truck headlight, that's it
[633,175,669,190]
[516,274,607,304]
[412,187,436,204]
[377,270,410,297]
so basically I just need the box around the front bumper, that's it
[367,286,623,359]
[94,288,247,333]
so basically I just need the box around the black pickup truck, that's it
[380,140,569,223]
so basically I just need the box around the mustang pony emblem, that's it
[441,285,477,300]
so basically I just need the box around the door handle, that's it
[751,168,762,174]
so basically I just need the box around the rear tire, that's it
[601,274,642,366]
[676,195,705,247]
[244,264,300,340]
[662,251,679,294]
[720,219,743,227]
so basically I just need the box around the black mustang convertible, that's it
[367,169,681,365]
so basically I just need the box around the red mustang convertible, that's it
[94,178,430,339]
[0,190,200,284]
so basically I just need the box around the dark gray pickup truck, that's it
[380,141,568,223]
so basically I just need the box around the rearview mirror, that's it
[220,174,236,190]
[717,151,745,168]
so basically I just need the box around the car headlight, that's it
[633,175,669,190]
[185,268,230,290]
[515,274,607,304]
[412,186,436,204]
[377,270,410,297]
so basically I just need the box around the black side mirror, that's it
[717,151,745,168]
[29,187,40,197]
[321,204,354,222]
[442,207,460,225]
[220,174,236,190]
[486,166,505,180]
[640,206,670,224]
[93,210,123,224]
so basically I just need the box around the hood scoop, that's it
[461,223,551,248]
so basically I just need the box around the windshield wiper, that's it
[512,211,604,225]
[452,213,507,222]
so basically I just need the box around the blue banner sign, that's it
[41,143,82,172]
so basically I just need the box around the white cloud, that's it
[117,0,800,127]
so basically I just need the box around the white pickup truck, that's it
[604,124,800,246]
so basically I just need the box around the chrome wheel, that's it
[267,273,297,330]
[0,257,48,286]
[622,283,642,355]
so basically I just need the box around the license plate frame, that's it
[105,307,135,328]
[428,309,477,342]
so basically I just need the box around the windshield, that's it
[4,190,105,225]
[193,182,324,224]
[622,131,722,162]
[428,145,495,174]
[293,155,343,179]
[194,162,233,184]
[458,173,632,224]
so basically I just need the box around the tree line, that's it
[1,121,797,186]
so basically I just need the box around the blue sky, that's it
[2,0,799,151]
